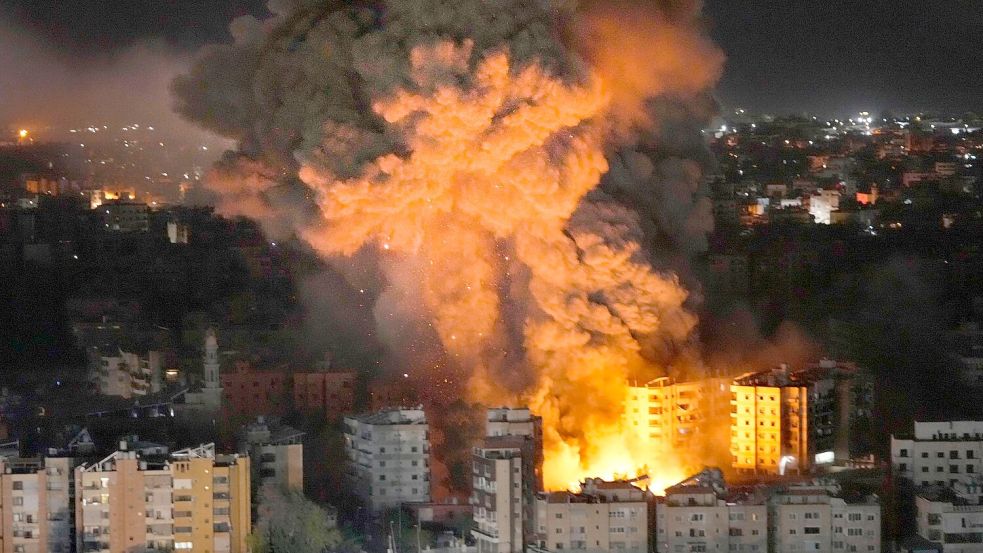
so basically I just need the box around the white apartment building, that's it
[892,421,983,489]
[768,486,880,553]
[343,408,431,511]
[0,456,77,553]
[916,484,983,552]
[94,349,163,399]
[472,408,543,553]
[529,479,649,553]
[655,469,767,553]
[472,436,531,553]
[485,407,542,490]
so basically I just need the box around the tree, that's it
[250,488,346,553]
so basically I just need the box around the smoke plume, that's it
[174,0,724,490]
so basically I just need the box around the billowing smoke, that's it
[173,0,723,490]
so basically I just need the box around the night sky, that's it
[2,0,982,117]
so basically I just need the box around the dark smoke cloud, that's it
[173,0,725,490]
[0,16,221,148]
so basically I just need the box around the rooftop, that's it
[347,407,427,426]
[734,359,858,388]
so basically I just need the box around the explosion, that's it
[173,0,724,492]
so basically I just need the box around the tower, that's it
[204,328,220,389]
[199,328,223,412]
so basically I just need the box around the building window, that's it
[899,449,908,458]
[804,527,820,534]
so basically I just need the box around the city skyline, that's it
[1,1,982,551]
[2,0,982,127]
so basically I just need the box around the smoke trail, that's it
[173,0,723,490]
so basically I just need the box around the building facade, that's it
[626,378,729,451]
[529,479,649,553]
[221,361,356,420]
[731,360,869,475]
[94,349,163,399]
[0,457,77,553]
[768,486,880,553]
[472,437,534,553]
[343,408,431,512]
[292,370,357,420]
[472,408,543,553]
[238,417,304,494]
[892,421,983,489]
[916,484,983,552]
[75,444,250,553]
[655,469,767,553]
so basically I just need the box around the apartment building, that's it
[472,436,534,553]
[292,369,356,420]
[343,408,430,512]
[238,417,304,493]
[891,421,983,489]
[94,348,163,399]
[626,378,730,451]
[485,407,543,490]
[731,360,870,475]
[529,479,649,553]
[75,443,250,553]
[472,408,543,553]
[654,469,767,553]
[100,200,149,233]
[915,484,983,552]
[768,485,880,553]
[0,457,77,553]
[221,361,356,420]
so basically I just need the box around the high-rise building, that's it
[626,377,729,450]
[654,468,767,553]
[0,456,78,553]
[529,479,649,553]
[731,360,869,475]
[472,408,544,553]
[75,443,250,553]
[343,408,431,512]
[485,408,543,489]
[472,436,534,553]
